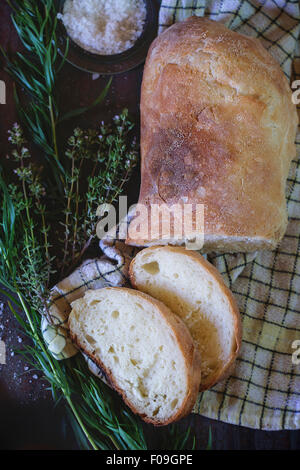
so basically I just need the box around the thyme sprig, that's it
[5,116,137,303]
[60,110,137,273]
[6,125,53,313]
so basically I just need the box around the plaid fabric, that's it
[158,0,300,430]
[42,0,300,430]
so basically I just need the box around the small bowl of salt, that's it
[56,0,158,74]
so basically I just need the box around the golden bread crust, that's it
[126,17,298,251]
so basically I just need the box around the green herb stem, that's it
[48,95,59,165]
[65,396,99,450]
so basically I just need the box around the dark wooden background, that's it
[0,1,299,450]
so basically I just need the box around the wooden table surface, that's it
[0,1,299,450]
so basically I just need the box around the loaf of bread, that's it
[126,17,298,252]
[130,246,242,390]
[69,287,201,425]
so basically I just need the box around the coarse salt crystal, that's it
[58,0,147,55]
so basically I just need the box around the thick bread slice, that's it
[129,247,242,390]
[69,287,201,425]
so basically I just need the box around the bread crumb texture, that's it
[69,288,190,423]
[131,247,240,389]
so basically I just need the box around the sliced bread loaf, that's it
[129,247,242,390]
[69,287,201,425]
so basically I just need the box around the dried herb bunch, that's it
[3,114,137,308]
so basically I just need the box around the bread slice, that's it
[129,247,242,390]
[69,287,201,425]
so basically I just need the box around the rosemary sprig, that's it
[2,0,111,185]
[3,0,66,177]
